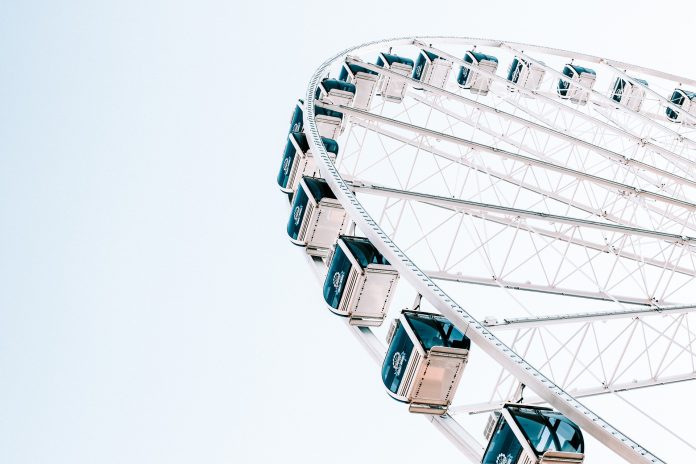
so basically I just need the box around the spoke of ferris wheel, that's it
[324,101,696,216]
[423,270,657,305]
[352,182,696,244]
[451,371,696,416]
[482,303,696,329]
[412,43,696,175]
[603,61,696,125]
[347,119,696,236]
[501,44,696,146]
[351,182,696,280]
[346,56,696,187]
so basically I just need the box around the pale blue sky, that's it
[1,1,694,463]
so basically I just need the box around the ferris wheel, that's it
[276,36,696,464]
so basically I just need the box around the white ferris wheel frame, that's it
[299,36,696,464]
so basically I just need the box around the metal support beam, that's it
[321,100,696,213]
[425,270,659,306]
[450,371,696,415]
[483,304,696,330]
[350,181,696,245]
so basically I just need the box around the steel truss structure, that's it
[285,36,696,463]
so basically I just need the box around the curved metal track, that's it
[297,36,696,463]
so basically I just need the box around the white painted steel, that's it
[285,36,696,464]
[303,37,671,464]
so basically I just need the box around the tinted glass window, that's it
[482,418,523,464]
[381,321,415,394]
[509,407,584,454]
[321,137,339,155]
[289,104,303,134]
[315,106,343,119]
[412,53,427,80]
[343,237,389,268]
[507,58,520,82]
[338,66,349,82]
[404,312,470,351]
[612,78,625,102]
[457,65,470,85]
[304,177,336,202]
[287,185,309,240]
[277,137,297,188]
[323,246,352,309]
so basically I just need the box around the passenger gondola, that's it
[610,76,648,111]
[315,78,356,108]
[288,99,344,140]
[457,50,498,95]
[338,59,378,110]
[277,132,339,194]
[666,88,696,121]
[557,64,596,105]
[382,310,471,414]
[375,52,414,103]
[322,235,399,326]
[506,57,546,91]
[287,176,349,257]
[412,49,452,89]
[482,404,585,464]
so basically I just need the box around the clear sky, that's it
[1,1,694,463]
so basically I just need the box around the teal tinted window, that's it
[381,321,415,394]
[412,52,427,80]
[482,417,523,464]
[277,137,297,188]
[304,177,336,202]
[507,58,521,82]
[377,53,414,68]
[289,104,303,134]
[509,407,584,455]
[667,89,686,119]
[338,66,349,82]
[323,246,353,309]
[321,137,339,155]
[612,77,626,102]
[315,106,343,119]
[558,65,574,95]
[286,184,309,240]
[404,312,470,351]
[343,236,389,268]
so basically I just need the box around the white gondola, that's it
[287,176,349,257]
[481,404,585,464]
[382,310,471,414]
[322,236,399,326]
[412,49,451,89]
[287,99,344,140]
[557,64,596,105]
[277,132,338,194]
[456,50,498,95]
[375,52,414,103]
[666,88,696,122]
[507,56,546,91]
[610,76,648,111]
[338,59,378,110]
[315,78,356,108]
